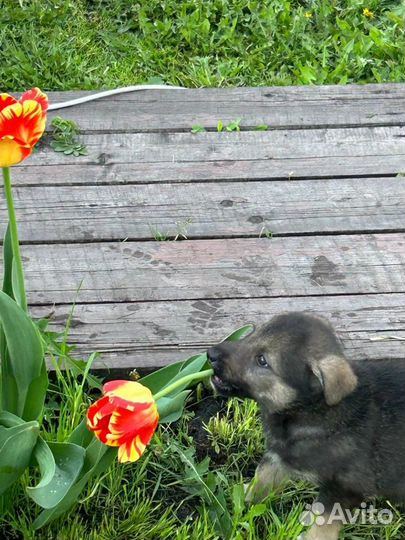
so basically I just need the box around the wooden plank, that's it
[21,234,405,305]
[3,177,404,242]
[45,84,405,132]
[32,126,405,168]
[15,127,404,185]
[33,294,405,369]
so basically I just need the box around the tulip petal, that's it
[111,405,158,463]
[87,396,116,429]
[87,396,108,428]
[20,88,49,113]
[0,100,46,148]
[94,415,119,445]
[118,435,147,463]
[122,421,158,449]
[108,403,158,438]
[0,94,18,113]
[104,380,154,407]
[87,397,122,446]
[0,136,32,167]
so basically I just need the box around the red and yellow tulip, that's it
[0,88,48,167]
[87,380,159,463]
[86,361,214,464]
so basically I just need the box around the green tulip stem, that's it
[2,167,27,311]
[153,368,214,401]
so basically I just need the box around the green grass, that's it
[0,0,403,90]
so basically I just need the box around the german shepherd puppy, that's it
[208,312,405,540]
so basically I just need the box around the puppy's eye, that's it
[257,354,268,368]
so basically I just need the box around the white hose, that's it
[48,84,186,110]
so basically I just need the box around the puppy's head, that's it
[208,312,357,412]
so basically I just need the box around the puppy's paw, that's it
[244,481,255,506]
[244,478,268,506]
[297,525,341,540]
[298,531,319,540]
[297,533,316,540]
[297,531,315,540]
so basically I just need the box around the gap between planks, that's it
[6,173,405,192]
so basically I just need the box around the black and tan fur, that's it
[208,312,405,540]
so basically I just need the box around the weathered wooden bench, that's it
[5,84,405,371]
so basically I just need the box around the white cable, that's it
[48,84,185,110]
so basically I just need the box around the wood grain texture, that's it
[33,126,405,167]
[33,293,405,369]
[15,126,405,186]
[45,84,405,132]
[3,177,404,242]
[20,234,405,304]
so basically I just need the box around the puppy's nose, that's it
[207,346,222,367]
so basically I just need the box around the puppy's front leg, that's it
[245,452,289,505]
[300,518,341,540]
[299,486,362,540]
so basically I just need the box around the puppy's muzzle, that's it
[207,346,237,394]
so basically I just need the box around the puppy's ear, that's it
[312,355,357,406]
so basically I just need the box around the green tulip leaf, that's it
[1,365,18,417]
[0,226,13,409]
[27,438,86,509]
[157,390,191,423]
[164,354,208,397]
[142,354,208,398]
[223,323,254,342]
[2,225,15,301]
[22,362,49,421]
[68,418,94,448]
[140,354,202,395]
[0,410,24,427]
[0,291,47,420]
[33,440,115,529]
[3,223,24,308]
[0,421,39,495]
